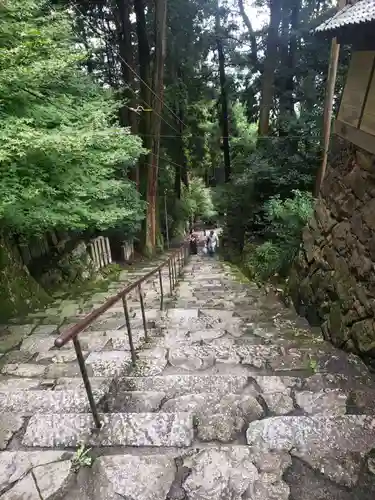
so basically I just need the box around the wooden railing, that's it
[54,242,190,428]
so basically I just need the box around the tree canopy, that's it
[0,0,145,237]
[1,0,347,270]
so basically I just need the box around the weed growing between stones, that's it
[71,443,94,472]
[309,358,318,373]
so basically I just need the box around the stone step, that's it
[161,338,373,380]
[22,412,193,448]
[118,374,249,398]
[6,419,373,496]
[85,350,132,377]
[246,414,375,492]
[0,376,110,392]
[0,387,107,415]
[80,446,281,500]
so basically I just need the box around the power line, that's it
[9,84,186,175]
[134,133,320,140]
[71,2,189,132]
[68,3,181,135]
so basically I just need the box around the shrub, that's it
[242,190,313,280]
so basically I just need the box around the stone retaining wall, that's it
[290,136,375,360]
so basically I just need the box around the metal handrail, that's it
[54,241,190,428]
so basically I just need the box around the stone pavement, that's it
[2,250,375,499]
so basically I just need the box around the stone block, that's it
[1,363,46,378]
[314,199,336,234]
[0,414,24,450]
[295,388,347,415]
[0,388,105,415]
[183,447,259,500]
[33,459,73,499]
[331,221,351,253]
[1,472,40,499]
[362,198,375,231]
[0,378,43,391]
[20,333,56,354]
[343,165,366,200]
[350,319,375,354]
[92,455,175,500]
[0,451,68,495]
[86,351,131,377]
[355,150,374,173]
[23,412,194,448]
[247,415,375,488]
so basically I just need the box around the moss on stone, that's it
[0,238,51,323]
[221,259,252,285]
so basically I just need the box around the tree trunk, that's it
[278,0,290,124]
[115,0,139,187]
[258,0,282,137]
[286,0,299,115]
[175,67,188,194]
[179,103,189,188]
[134,0,153,250]
[216,10,231,182]
[147,0,167,251]
[238,0,258,69]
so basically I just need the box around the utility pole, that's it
[215,0,231,183]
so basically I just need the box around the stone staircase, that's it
[1,249,375,499]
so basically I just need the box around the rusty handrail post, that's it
[158,268,164,310]
[138,284,148,340]
[177,249,181,275]
[122,295,136,365]
[168,260,173,295]
[173,255,177,284]
[73,337,101,429]
[171,255,175,288]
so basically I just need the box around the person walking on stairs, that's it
[206,229,219,256]
[189,229,198,255]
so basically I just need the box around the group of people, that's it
[189,228,219,256]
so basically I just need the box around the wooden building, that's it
[316,0,375,155]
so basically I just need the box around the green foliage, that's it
[0,0,146,237]
[159,171,217,238]
[183,177,217,223]
[220,111,319,254]
[242,190,313,280]
[71,443,93,472]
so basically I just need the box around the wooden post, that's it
[164,192,170,249]
[314,0,346,197]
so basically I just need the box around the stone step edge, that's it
[0,387,111,415]
[0,377,111,391]
[22,412,194,448]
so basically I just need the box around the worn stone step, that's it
[82,446,281,500]
[118,374,249,398]
[0,387,107,415]
[0,376,110,392]
[162,338,373,380]
[246,414,375,493]
[23,412,193,448]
